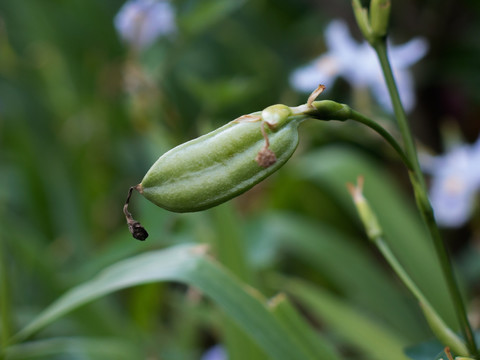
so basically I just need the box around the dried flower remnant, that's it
[124,186,149,240]
[114,0,176,51]
[290,20,428,113]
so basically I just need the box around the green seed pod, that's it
[138,104,303,213]
[124,86,357,239]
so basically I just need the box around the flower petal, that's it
[114,0,176,50]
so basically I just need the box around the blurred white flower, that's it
[290,20,428,113]
[421,137,480,227]
[114,0,176,50]
[201,345,227,360]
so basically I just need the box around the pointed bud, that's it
[370,0,391,38]
[347,176,382,240]
[352,0,374,43]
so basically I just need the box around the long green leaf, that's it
[268,293,342,360]
[284,278,410,360]
[252,211,429,340]
[10,244,315,360]
[210,204,266,360]
[292,146,457,329]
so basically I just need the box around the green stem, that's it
[348,109,414,171]
[375,237,428,310]
[373,39,479,357]
[373,41,424,183]
[299,101,412,170]
[373,235,469,356]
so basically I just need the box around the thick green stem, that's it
[373,39,478,357]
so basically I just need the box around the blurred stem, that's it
[373,39,479,357]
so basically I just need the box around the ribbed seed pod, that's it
[138,106,304,212]
[124,86,351,239]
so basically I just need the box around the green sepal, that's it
[305,100,352,121]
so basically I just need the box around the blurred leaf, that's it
[209,203,266,360]
[405,330,480,360]
[292,145,458,330]
[269,293,342,360]
[4,337,139,360]
[11,244,316,360]
[250,211,430,341]
[283,277,410,360]
[180,0,246,35]
[182,75,255,111]
[404,338,450,360]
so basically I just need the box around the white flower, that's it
[114,0,176,50]
[422,137,480,227]
[290,20,428,113]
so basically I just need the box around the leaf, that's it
[268,293,342,360]
[210,204,266,360]
[283,277,411,360]
[404,338,449,360]
[180,0,246,35]
[249,212,429,340]
[405,330,480,360]
[10,244,316,360]
[4,337,139,360]
[292,146,458,330]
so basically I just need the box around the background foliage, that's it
[2,0,480,359]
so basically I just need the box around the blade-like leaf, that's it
[284,277,410,360]
[268,293,342,360]
[210,204,266,360]
[10,244,316,360]
[292,146,457,329]
[249,212,429,340]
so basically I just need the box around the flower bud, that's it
[370,0,391,38]
[347,176,382,240]
[352,0,374,43]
